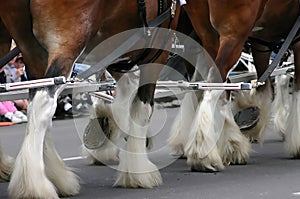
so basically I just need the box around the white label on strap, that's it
[179,0,187,6]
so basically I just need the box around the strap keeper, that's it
[171,0,177,18]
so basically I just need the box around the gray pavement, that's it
[0,107,300,199]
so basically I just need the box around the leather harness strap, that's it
[257,5,300,83]
[77,1,175,80]
[246,37,284,53]
[0,47,20,69]
[138,0,169,36]
[138,0,151,36]
[106,0,173,73]
[245,0,300,83]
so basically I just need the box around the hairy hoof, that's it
[221,139,251,166]
[82,145,119,166]
[221,150,250,166]
[170,145,185,157]
[191,165,220,173]
[88,158,106,166]
[291,155,300,159]
[187,152,224,172]
[0,155,14,181]
[0,169,11,182]
[52,170,80,197]
[8,177,59,199]
[83,117,111,150]
[288,149,300,159]
[223,153,249,165]
[234,107,259,131]
[186,140,224,172]
[114,170,162,188]
[189,159,224,172]
[88,156,119,166]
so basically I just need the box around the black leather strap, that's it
[258,15,300,83]
[77,5,172,80]
[138,0,150,32]
[0,47,20,69]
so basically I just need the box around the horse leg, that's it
[44,128,80,197]
[82,71,140,165]
[8,87,62,198]
[114,64,163,188]
[0,146,14,182]
[285,41,300,157]
[180,49,226,171]
[114,94,162,188]
[272,74,292,138]
[0,19,12,57]
[167,53,206,157]
[82,95,120,165]
[9,84,80,198]
[183,1,258,169]
[217,40,253,165]
[186,40,251,170]
[185,89,225,171]
[82,100,121,165]
[0,2,49,78]
[184,68,248,169]
[167,91,200,157]
[246,44,273,141]
[207,0,268,163]
[8,50,80,199]
[39,54,83,196]
[0,19,15,182]
[170,14,225,168]
[24,0,113,194]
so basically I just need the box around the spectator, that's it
[54,95,74,118]
[0,54,28,123]
[54,63,93,118]
[4,54,28,83]
[0,101,27,123]
[2,54,28,112]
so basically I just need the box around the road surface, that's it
[0,107,300,199]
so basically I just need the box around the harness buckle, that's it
[171,0,177,18]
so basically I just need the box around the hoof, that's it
[191,165,220,173]
[114,170,162,188]
[234,106,259,130]
[187,152,224,172]
[83,118,110,150]
[190,161,224,172]
[225,160,247,166]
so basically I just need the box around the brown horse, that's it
[168,0,300,171]
[0,19,15,182]
[248,0,300,158]
[0,0,179,198]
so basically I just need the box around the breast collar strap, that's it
[138,0,151,36]
[138,0,170,36]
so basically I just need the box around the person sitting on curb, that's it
[2,54,28,112]
[0,101,27,123]
[0,54,28,123]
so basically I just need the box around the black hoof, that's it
[234,106,260,131]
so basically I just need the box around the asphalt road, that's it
[0,106,300,199]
